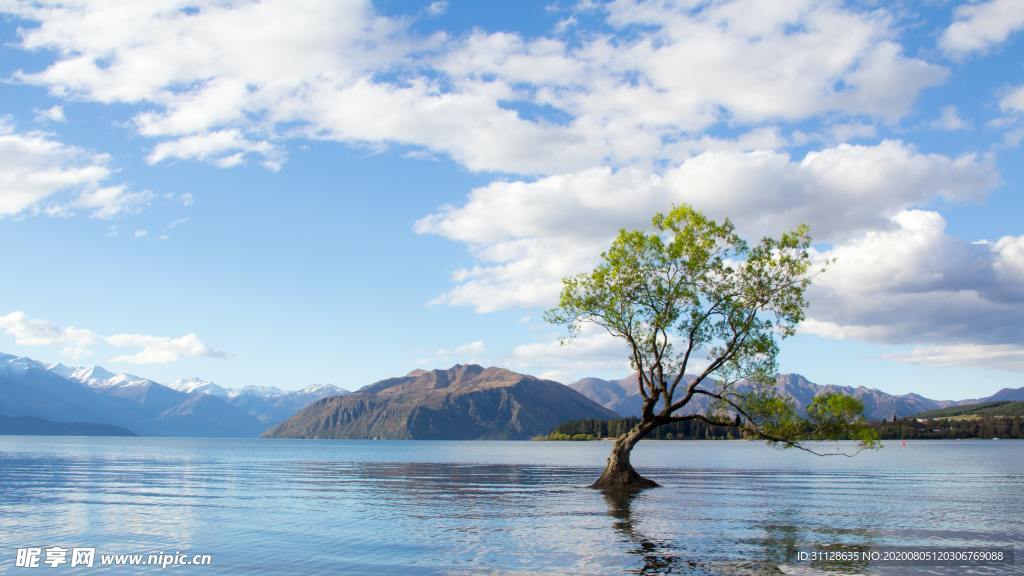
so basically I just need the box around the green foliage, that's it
[545,205,814,400]
[550,417,744,440]
[806,393,878,447]
[550,414,1024,441]
[740,389,878,450]
[873,415,1023,439]
[544,203,874,455]
[740,385,804,439]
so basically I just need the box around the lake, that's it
[0,437,1021,575]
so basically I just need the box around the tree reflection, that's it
[602,489,688,574]
[604,491,809,575]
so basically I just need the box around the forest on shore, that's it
[544,407,1024,441]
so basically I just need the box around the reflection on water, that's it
[0,438,1021,575]
[603,489,687,574]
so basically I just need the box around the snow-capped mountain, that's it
[0,353,263,436]
[119,370,351,424]
[66,367,164,394]
[65,365,119,387]
[299,383,346,396]
[168,377,230,398]
[223,382,349,424]
[0,351,351,436]
[0,352,47,374]
[166,378,346,402]
[229,385,285,399]
[45,362,76,378]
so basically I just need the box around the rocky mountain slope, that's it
[265,364,619,439]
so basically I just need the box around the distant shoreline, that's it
[6,429,1020,440]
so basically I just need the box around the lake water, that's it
[0,437,1021,575]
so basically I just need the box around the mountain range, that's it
[569,373,1024,420]
[4,349,1021,438]
[265,364,619,440]
[0,352,348,436]
[165,377,349,425]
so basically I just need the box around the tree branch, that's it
[683,390,869,457]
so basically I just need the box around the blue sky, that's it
[0,0,1022,399]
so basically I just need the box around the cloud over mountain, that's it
[0,311,224,365]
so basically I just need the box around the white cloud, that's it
[664,141,996,241]
[886,344,1024,372]
[305,78,598,175]
[802,210,1024,368]
[828,122,877,142]
[3,0,946,174]
[940,0,1024,57]
[932,105,970,131]
[167,217,188,230]
[435,340,486,363]
[0,127,107,216]
[992,234,1024,289]
[65,186,154,219]
[0,311,96,358]
[0,123,151,219]
[147,130,282,170]
[428,1,946,169]
[134,228,149,239]
[5,0,426,170]
[417,141,998,311]
[107,333,226,365]
[995,86,1024,146]
[595,1,946,123]
[427,1,448,16]
[1000,86,1024,113]
[454,340,485,356]
[0,310,224,365]
[34,105,65,123]
[508,322,713,382]
[507,323,632,383]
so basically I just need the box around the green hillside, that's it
[916,401,1024,419]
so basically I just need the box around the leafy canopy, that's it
[546,204,877,454]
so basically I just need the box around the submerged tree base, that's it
[589,423,662,489]
[590,471,660,490]
[590,440,661,489]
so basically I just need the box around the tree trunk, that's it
[590,421,659,489]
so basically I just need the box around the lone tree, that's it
[546,204,877,490]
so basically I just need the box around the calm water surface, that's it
[0,437,1021,575]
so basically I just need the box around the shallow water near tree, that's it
[0,437,1021,575]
